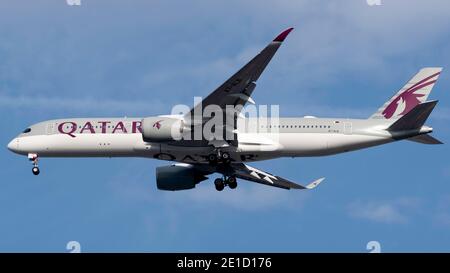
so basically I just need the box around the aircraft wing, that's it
[185,28,294,123]
[228,163,325,190]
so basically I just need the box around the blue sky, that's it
[1,0,450,252]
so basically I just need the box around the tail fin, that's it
[370,67,442,120]
[388,100,437,131]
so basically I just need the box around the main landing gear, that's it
[214,176,238,191]
[208,151,231,165]
[28,153,40,175]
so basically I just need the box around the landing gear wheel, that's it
[227,176,237,189]
[208,154,218,165]
[28,153,40,176]
[221,152,231,164]
[214,178,225,191]
[32,167,40,176]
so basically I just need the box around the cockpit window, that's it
[22,128,31,133]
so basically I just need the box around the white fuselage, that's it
[7,117,396,164]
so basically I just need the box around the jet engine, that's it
[141,117,185,142]
[156,164,208,191]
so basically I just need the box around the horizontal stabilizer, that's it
[388,100,438,131]
[407,134,443,145]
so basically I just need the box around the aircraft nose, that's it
[7,138,19,153]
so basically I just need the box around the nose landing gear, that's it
[214,176,238,191]
[28,153,40,175]
[32,166,40,175]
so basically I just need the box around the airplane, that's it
[7,27,443,192]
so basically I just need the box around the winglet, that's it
[273,27,294,42]
[305,177,325,190]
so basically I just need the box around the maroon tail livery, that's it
[370,67,442,120]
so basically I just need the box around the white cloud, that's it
[431,107,450,121]
[347,197,421,224]
[0,94,167,115]
[2,0,449,118]
[165,183,310,212]
[434,212,450,227]
[244,0,450,104]
[109,164,310,212]
[2,91,447,122]
[432,195,450,228]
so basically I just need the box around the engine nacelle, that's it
[156,164,208,191]
[141,117,184,142]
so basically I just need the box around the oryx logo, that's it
[153,120,163,130]
[382,72,440,119]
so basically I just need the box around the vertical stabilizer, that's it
[370,67,442,120]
